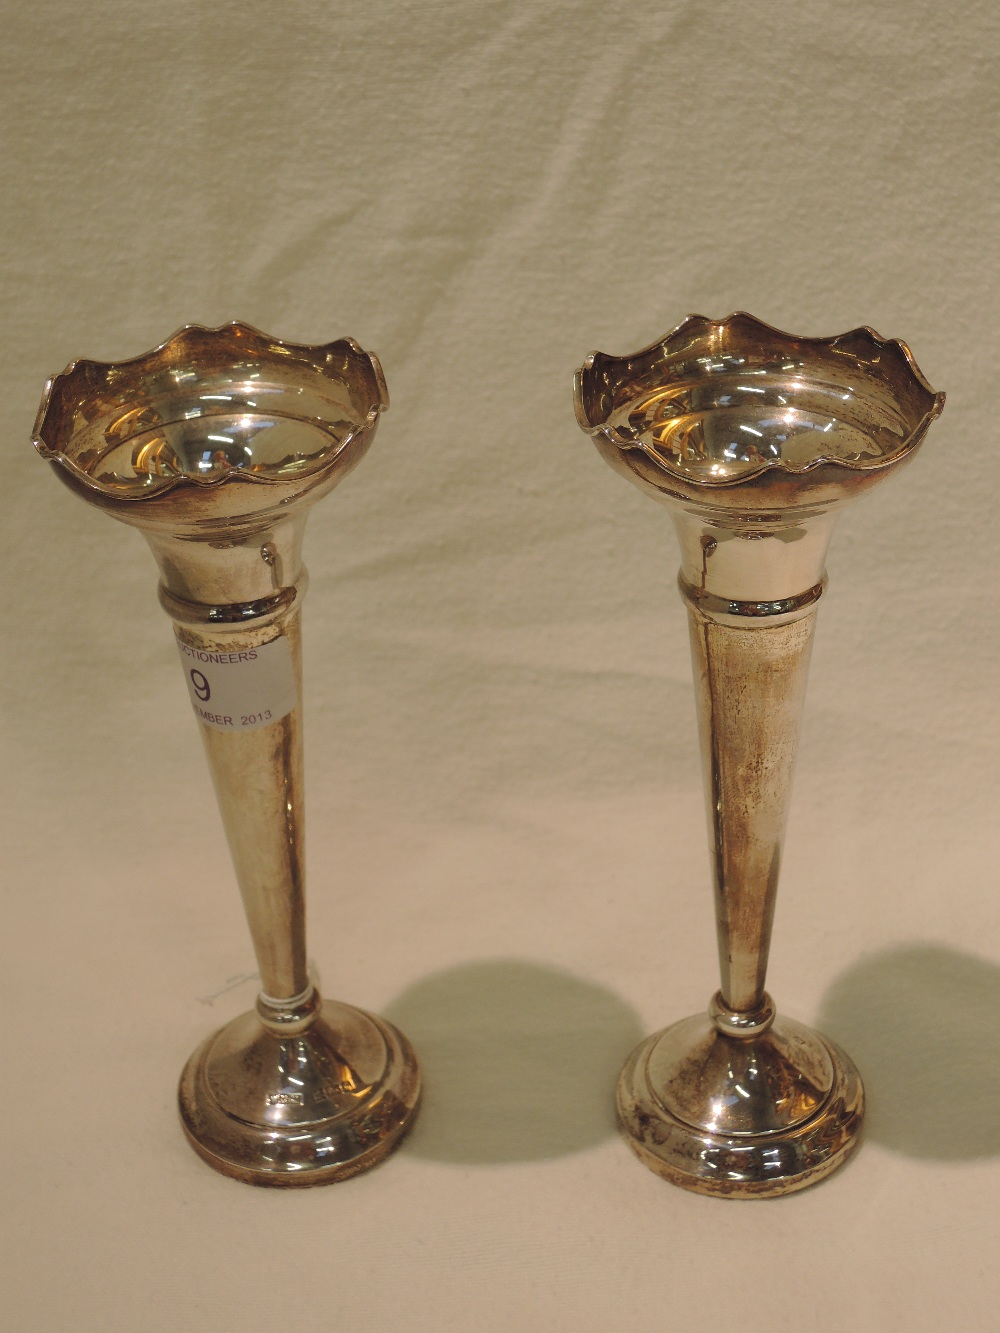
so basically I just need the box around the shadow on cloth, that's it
[383,958,645,1164]
[817,942,1000,1160]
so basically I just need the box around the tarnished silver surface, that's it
[34,323,420,1185]
[576,312,944,1197]
[617,1011,863,1199]
[179,992,420,1187]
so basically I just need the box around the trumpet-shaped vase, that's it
[575,312,943,1197]
[34,322,420,1185]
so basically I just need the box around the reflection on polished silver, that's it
[575,312,944,1197]
[34,323,420,1185]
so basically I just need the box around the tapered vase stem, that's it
[672,506,833,1018]
[150,518,313,1008]
[684,590,818,1016]
[177,608,309,1005]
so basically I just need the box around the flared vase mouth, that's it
[33,321,389,505]
[574,311,944,490]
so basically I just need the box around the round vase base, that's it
[616,1010,863,1198]
[178,997,421,1186]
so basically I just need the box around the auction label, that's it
[175,634,297,731]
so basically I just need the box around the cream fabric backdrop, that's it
[2,2,997,1329]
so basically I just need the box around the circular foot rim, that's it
[178,1001,421,1187]
[617,1024,864,1199]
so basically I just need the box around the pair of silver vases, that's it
[34,313,943,1196]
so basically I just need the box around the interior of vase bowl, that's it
[36,325,384,497]
[583,316,940,486]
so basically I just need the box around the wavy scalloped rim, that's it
[574,311,945,488]
[33,321,388,502]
